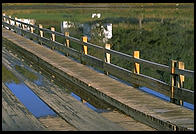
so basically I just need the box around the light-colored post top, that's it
[51,27,55,31]
[82,36,88,43]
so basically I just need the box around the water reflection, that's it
[2,64,20,84]
[5,82,56,118]
[15,64,38,82]
[2,46,114,116]
[2,64,56,118]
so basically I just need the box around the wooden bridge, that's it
[2,15,194,131]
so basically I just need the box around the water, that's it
[5,82,56,118]
[2,46,113,118]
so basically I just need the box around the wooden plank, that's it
[38,116,76,131]
[2,82,46,131]
[101,110,156,131]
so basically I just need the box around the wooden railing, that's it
[2,14,194,105]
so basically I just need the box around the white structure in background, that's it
[92,13,101,18]
[84,23,112,43]
[101,23,112,43]
[61,21,75,32]
[60,21,112,43]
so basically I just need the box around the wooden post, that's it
[14,17,17,26]
[65,32,70,56]
[170,60,179,104]
[177,61,185,106]
[133,51,140,74]
[2,13,6,28]
[51,27,55,50]
[81,36,88,64]
[2,13,6,22]
[39,24,43,37]
[13,17,18,33]
[30,26,34,33]
[8,16,11,30]
[39,24,43,45]
[132,51,140,88]
[82,36,88,54]
[51,27,55,41]
[104,44,111,75]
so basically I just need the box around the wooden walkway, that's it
[2,47,155,131]
[2,82,46,131]
[2,28,194,131]
[2,53,126,131]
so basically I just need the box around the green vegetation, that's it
[2,3,194,90]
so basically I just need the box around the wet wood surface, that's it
[2,82,46,131]
[2,28,194,131]
[2,54,126,131]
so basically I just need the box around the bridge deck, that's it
[2,28,194,131]
[2,82,46,131]
[2,49,126,131]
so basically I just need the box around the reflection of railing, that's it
[2,14,194,106]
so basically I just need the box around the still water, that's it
[2,47,113,118]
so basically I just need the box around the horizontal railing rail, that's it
[2,15,194,105]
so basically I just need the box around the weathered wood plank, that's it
[2,82,47,131]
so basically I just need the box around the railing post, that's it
[64,32,70,56]
[2,13,6,22]
[82,36,88,54]
[170,60,180,105]
[13,17,18,33]
[39,24,43,45]
[8,15,11,30]
[30,26,34,33]
[14,17,17,26]
[133,51,140,74]
[177,61,185,106]
[2,13,6,29]
[51,27,55,50]
[132,51,140,88]
[81,36,88,64]
[21,20,25,31]
[104,44,111,75]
